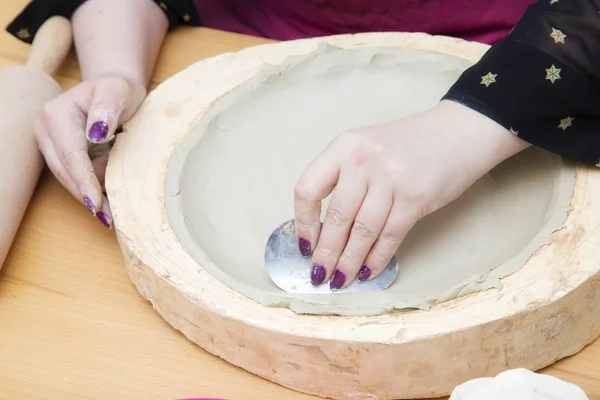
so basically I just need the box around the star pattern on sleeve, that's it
[5,0,203,45]
[16,28,31,39]
[480,72,498,87]
[550,27,567,44]
[545,64,561,83]
[443,0,600,167]
[558,116,575,131]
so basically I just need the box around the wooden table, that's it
[1,1,599,399]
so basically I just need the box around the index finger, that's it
[294,153,340,258]
[45,101,104,213]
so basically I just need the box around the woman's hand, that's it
[32,0,168,228]
[34,76,146,228]
[294,100,529,289]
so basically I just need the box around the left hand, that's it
[293,100,529,290]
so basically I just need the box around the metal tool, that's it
[265,219,398,294]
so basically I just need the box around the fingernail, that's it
[311,264,326,286]
[83,196,96,215]
[298,238,311,257]
[358,265,372,282]
[330,269,346,290]
[97,212,112,229]
[89,121,109,143]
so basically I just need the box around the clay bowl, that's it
[106,33,600,400]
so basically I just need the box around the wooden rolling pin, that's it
[0,16,73,269]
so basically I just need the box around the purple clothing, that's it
[194,0,536,44]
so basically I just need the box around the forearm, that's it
[72,0,168,87]
[431,100,530,184]
[443,0,600,165]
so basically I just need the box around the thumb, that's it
[85,76,145,144]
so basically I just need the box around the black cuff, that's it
[5,0,201,44]
[6,0,84,43]
[443,39,600,166]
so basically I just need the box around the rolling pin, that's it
[0,16,73,269]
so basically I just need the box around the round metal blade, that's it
[264,219,398,294]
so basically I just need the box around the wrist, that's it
[72,0,167,88]
[432,100,530,174]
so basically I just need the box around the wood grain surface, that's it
[0,1,599,399]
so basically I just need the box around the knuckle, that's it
[369,247,393,270]
[293,218,314,234]
[42,99,59,114]
[379,231,402,248]
[41,101,59,123]
[325,204,351,226]
[394,186,431,212]
[293,183,317,202]
[313,244,335,263]
[332,130,363,154]
[337,130,361,147]
[382,158,403,175]
[58,148,75,166]
[335,130,388,166]
[337,249,359,267]
[361,137,385,157]
[59,148,87,170]
[351,220,376,239]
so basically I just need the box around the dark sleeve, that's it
[5,0,201,44]
[442,0,600,166]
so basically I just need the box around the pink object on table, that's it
[193,0,535,45]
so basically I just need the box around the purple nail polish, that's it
[358,265,372,282]
[97,211,112,229]
[298,237,311,257]
[83,196,96,215]
[311,264,326,286]
[330,269,346,290]
[88,121,108,143]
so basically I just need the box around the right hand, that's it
[34,76,146,228]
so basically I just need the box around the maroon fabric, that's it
[194,0,536,44]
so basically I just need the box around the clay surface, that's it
[165,45,576,316]
[449,368,589,400]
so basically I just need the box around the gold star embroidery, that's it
[183,14,191,22]
[480,72,498,87]
[545,64,562,84]
[159,2,168,10]
[558,116,574,131]
[550,27,567,44]
[510,127,519,136]
[16,28,31,40]
[550,0,559,4]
